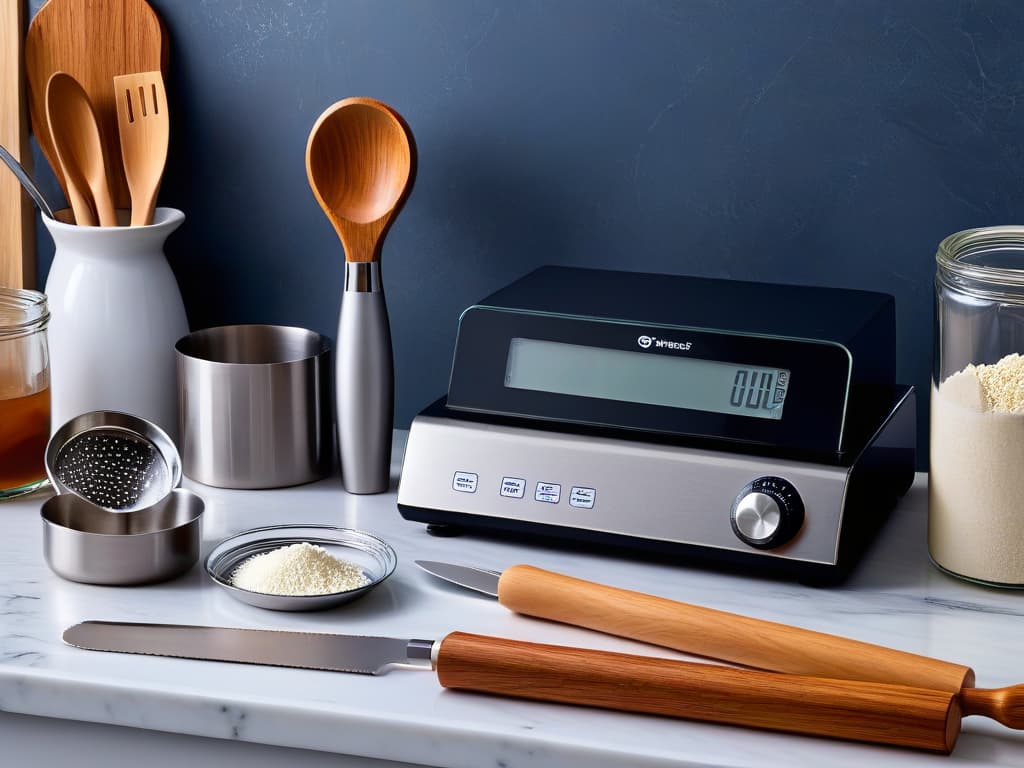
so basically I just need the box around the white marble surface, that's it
[2,432,1024,767]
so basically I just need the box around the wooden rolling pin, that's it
[497,565,976,692]
[438,633,1023,754]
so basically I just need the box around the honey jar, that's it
[0,287,50,499]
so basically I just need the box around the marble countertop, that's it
[2,433,1023,767]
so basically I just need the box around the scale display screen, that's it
[444,268,875,453]
[504,337,791,420]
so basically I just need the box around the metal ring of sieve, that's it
[45,411,182,512]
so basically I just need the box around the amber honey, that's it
[0,387,50,491]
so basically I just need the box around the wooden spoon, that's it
[306,97,416,261]
[44,73,94,225]
[305,97,416,494]
[26,0,166,210]
[46,73,117,226]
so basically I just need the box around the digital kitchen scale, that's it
[397,266,915,581]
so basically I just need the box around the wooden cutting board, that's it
[1,0,34,289]
[25,0,168,211]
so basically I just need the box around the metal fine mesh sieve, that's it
[51,429,170,510]
[46,411,182,511]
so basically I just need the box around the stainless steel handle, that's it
[337,265,394,494]
[345,261,384,293]
[0,143,56,219]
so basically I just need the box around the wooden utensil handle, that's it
[435,632,961,753]
[961,685,1024,729]
[1,0,35,288]
[498,565,974,693]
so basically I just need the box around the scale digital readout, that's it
[443,266,896,456]
[504,338,791,420]
[400,267,915,582]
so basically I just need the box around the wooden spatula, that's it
[25,0,166,210]
[114,71,168,226]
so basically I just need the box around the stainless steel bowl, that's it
[45,410,182,511]
[205,525,396,611]
[41,488,204,585]
[175,325,332,489]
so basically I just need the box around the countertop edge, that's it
[0,666,727,768]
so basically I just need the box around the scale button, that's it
[452,471,478,493]
[569,487,596,509]
[500,477,526,498]
[535,482,561,504]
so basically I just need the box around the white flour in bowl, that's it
[930,353,1024,584]
[231,542,370,595]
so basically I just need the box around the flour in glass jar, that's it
[930,353,1024,584]
[231,542,370,595]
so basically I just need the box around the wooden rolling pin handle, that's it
[960,685,1024,729]
[497,565,975,693]
[435,632,961,753]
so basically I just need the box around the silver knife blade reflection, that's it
[63,621,436,674]
[414,560,500,597]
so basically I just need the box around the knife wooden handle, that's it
[435,631,961,753]
[497,565,974,693]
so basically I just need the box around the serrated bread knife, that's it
[63,621,1023,753]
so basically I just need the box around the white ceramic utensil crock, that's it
[42,208,188,440]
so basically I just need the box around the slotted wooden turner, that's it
[114,71,168,226]
[26,0,167,210]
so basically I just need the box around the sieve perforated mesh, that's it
[52,428,171,510]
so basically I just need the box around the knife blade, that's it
[415,560,499,596]
[63,622,436,674]
[414,561,975,694]
[59,620,969,752]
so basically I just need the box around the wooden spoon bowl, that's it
[305,97,416,262]
[46,72,117,226]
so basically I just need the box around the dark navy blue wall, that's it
[31,1,1024,464]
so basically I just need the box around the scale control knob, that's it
[730,476,804,549]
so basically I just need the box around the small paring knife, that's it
[61,620,1017,753]
[414,561,975,693]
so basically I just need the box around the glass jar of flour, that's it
[932,226,1024,586]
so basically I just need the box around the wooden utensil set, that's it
[25,0,168,226]
[36,68,166,227]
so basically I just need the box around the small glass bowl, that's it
[205,525,397,611]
